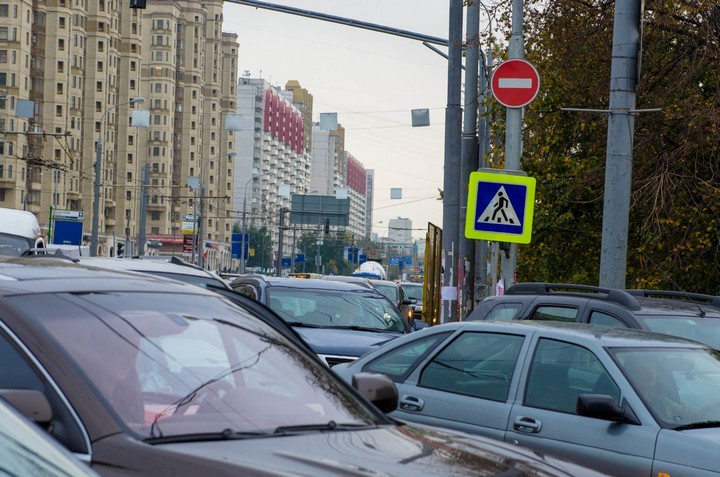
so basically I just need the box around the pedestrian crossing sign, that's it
[465,171,536,243]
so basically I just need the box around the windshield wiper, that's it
[673,421,720,431]
[325,325,389,333]
[145,428,273,444]
[273,420,375,435]
[287,322,323,328]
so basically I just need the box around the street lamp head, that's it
[130,97,145,104]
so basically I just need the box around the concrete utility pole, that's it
[459,0,480,319]
[599,0,641,289]
[137,163,149,257]
[441,0,464,323]
[501,0,525,289]
[91,97,144,257]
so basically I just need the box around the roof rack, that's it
[626,289,720,309]
[506,282,641,310]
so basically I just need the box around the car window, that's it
[363,332,452,381]
[0,329,89,454]
[525,338,619,414]
[373,284,399,304]
[485,302,523,321]
[614,348,720,427]
[531,306,578,321]
[11,292,381,439]
[419,332,524,402]
[636,316,720,350]
[402,285,423,301]
[267,288,407,332]
[588,311,628,328]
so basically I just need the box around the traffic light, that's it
[324,218,330,235]
[117,242,125,257]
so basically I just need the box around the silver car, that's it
[334,320,720,476]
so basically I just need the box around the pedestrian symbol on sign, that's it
[478,186,521,226]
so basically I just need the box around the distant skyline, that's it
[222,1,452,240]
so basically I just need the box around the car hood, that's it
[293,327,403,358]
[655,428,720,472]
[154,424,602,477]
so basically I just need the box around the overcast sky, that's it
[221,1,452,241]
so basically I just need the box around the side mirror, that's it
[0,389,53,424]
[402,298,413,305]
[351,372,398,414]
[576,394,636,423]
[412,320,429,331]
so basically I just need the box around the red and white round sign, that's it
[491,59,540,108]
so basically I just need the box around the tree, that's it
[489,0,720,293]
[245,226,272,270]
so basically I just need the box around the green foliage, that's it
[245,226,273,269]
[491,0,720,293]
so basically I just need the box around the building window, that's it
[55,105,62,117]
[0,50,6,63]
[129,79,135,90]
[130,60,136,71]
[56,83,63,94]
[0,5,8,17]
[57,60,64,72]
[97,61,102,72]
[58,38,64,50]
[98,40,103,52]
[96,81,102,92]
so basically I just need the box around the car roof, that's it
[233,275,381,292]
[0,257,218,296]
[434,320,709,349]
[74,256,231,289]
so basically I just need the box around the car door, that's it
[390,328,531,441]
[505,334,659,476]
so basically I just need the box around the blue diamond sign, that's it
[465,171,536,244]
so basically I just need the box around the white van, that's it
[0,207,46,256]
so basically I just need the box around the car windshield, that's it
[402,285,423,302]
[372,283,398,303]
[0,233,34,257]
[635,316,720,350]
[12,292,379,439]
[267,287,407,332]
[612,347,720,428]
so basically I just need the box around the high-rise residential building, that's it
[0,1,238,269]
[388,217,413,256]
[234,77,312,260]
[310,122,345,196]
[365,169,374,238]
[345,153,368,239]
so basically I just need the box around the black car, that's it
[0,257,603,476]
[468,282,720,349]
[229,275,414,366]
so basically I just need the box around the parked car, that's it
[468,282,720,349]
[334,320,720,476]
[0,394,99,476]
[229,275,414,366]
[76,255,232,290]
[0,257,602,476]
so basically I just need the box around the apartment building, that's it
[345,153,367,240]
[310,121,345,196]
[234,77,312,260]
[0,0,238,269]
[365,169,374,238]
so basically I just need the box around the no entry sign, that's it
[491,59,540,108]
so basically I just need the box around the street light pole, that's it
[91,97,144,257]
[239,169,257,274]
[196,151,236,269]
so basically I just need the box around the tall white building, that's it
[234,77,312,258]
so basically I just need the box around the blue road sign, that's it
[295,253,306,263]
[52,219,83,245]
[281,257,291,267]
[465,171,536,243]
[231,233,249,260]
